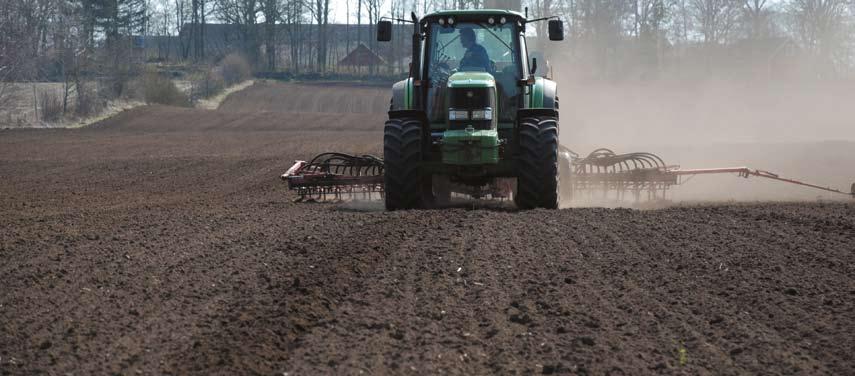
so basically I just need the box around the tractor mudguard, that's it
[528,77,558,109]
[540,79,558,109]
[390,78,414,110]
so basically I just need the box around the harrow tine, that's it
[282,152,385,202]
[571,149,677,202]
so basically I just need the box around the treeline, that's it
[148,0,402,74]
[2,0,156,102]
[0,0,407,81]
[526,0,855,80]
[1,0,854,85]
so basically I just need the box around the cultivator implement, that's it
[281,153,384,201]
[569,148,679,201]
[283,149,854,203]
[567,148,854,201]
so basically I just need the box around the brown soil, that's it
[218,80,389,115]
[1,81,853,375]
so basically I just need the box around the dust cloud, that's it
[551,73,855,202]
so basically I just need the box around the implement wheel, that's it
[515,116,559,210]
[383,117,426,210]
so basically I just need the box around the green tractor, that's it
[377,9,565,210]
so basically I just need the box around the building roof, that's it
[339,44,386,66]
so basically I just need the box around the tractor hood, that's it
[447,72,495,88]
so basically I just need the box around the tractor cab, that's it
[419,11,529,127]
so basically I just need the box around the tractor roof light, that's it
[447,16,455,25]
[438,18,445,25]
[500,17,507,24]
[488,17,496,25]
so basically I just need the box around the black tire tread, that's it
[515,116,559,210]
[384,117,423,210]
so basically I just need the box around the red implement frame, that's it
[282,153,384,201]
[672,167,853,196]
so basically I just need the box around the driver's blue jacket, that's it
[459,44,491,72]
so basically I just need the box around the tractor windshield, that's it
[427,21,519,74]
[425,20,523,123]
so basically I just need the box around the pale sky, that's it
[150,0,466,26]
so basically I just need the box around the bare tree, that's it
[278,0,304,73]
[357,0,363,46]
[742,0,769,39]
[0,45,22,110]
[170,0,191,58]
[529,0,556,49]
[668,0,692,43]
[260,0,281,70]
[306,0,331,72]
[564,0,633,77]
[190,0,208,60]
[788,0,848,61]
[0,2,23,109]
[366,0,383,72]
[214,0,260,63]
[635,0,669,74]
[690,0,741,44]
[636,0,669,39]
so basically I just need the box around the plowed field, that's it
[1,81,853,375]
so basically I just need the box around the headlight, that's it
[447,17,455,25]
[448,110,469,120]
[471,108,493,120]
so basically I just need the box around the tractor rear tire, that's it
[515,116,559,210]
[384,117,425,210]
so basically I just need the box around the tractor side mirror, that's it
[548,20,564,41]
[377,21,392,42]
[530,57,537,75]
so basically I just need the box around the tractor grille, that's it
[448,87,493,130]
[449,88,491,109]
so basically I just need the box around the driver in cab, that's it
[458,28,491,72]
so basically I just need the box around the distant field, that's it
[217,80,389,114]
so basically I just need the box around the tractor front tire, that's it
[515,116,559,210]
[384,117,425,210]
